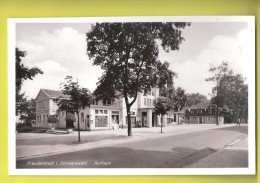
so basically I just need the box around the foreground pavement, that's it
[187,136,248,168]
[17,125,248,168]
[16,124,248,168]
[16,124,241,159]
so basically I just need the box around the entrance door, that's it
[142,112,147,127]
[199,117,203,124]
[152,112,155,127]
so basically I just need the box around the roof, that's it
[41,89,70,98]
[189,102,211,110]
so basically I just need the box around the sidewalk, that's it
[186,136,248,168]
[16,124,246,160]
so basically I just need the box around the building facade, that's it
[185,102,224,125]
[35,88,168,130]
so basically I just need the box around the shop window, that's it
[95,116,108,127]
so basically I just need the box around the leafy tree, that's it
[47,115,59,128]
[87,22,190,136]
[18,98,37,126]
[186,93,209,107]
[173,87,187,111]
[206,61,248,123]
[16,48,43,115]
[56,76,92,142]
[154,97,172,133]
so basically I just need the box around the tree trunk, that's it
[127,105,132,136]
[161,115,163,133]
[77,112,81,142]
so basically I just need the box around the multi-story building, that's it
[185,102,224,125]
[35,88,168,130]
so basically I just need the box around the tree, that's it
[154,97,172,133]
[173,87,187,111]
[206,61,248,124]
[47,115,59,128]
[18,98,37,126]
[56,76,92,142]
[16,48,43,115]
[87,22,190,136]
[186,93,209,107]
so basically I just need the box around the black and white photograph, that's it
[8,16,255,175]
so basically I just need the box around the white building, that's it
[35,88,168,130]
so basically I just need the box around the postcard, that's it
[8,16,255,175]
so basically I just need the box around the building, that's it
[166,108,186,125]
[35,88,168,130]
[185,102,224,125]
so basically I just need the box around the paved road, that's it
[16,125,248,168]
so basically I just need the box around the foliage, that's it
[154,97,172,133]
[87,22,190,136]
[18,99,37,126]
[65,113,76,129]
[16,47,43,115]
[16,123,35,133]
[173,87,187,111]
[47,115,59,126]
[154,97,172,116]
[206,61,248,122]
[186,93,209,107]
[56,75,92,142]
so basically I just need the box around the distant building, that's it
[166,108,186,125]
[185,102,224,125]
[35,88,169,130]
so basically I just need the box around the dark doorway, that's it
[199,117,203,124]
[142,112,147,127]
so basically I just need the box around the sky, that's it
[16,20,252,100]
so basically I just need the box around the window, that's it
[81,113,84,122]
[100,110,103,114]
[144,98,147,105]
[103,99,112,105]
[152,90,155,96]
[147,99,150,106]
[104,110,107,114]
[39,100,45,108]
[95,116,108,127]
[95,110,98,114]
[43,115,45,124]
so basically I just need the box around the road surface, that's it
[16,125,248,168]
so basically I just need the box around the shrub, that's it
[47,115,59,127]
[16,123,35,133]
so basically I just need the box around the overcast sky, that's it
[16,21,251,99]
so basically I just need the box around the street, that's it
[16,125,248,168]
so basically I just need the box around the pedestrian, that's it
[236,118,241,126]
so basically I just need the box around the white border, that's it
[8,16,256,175]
